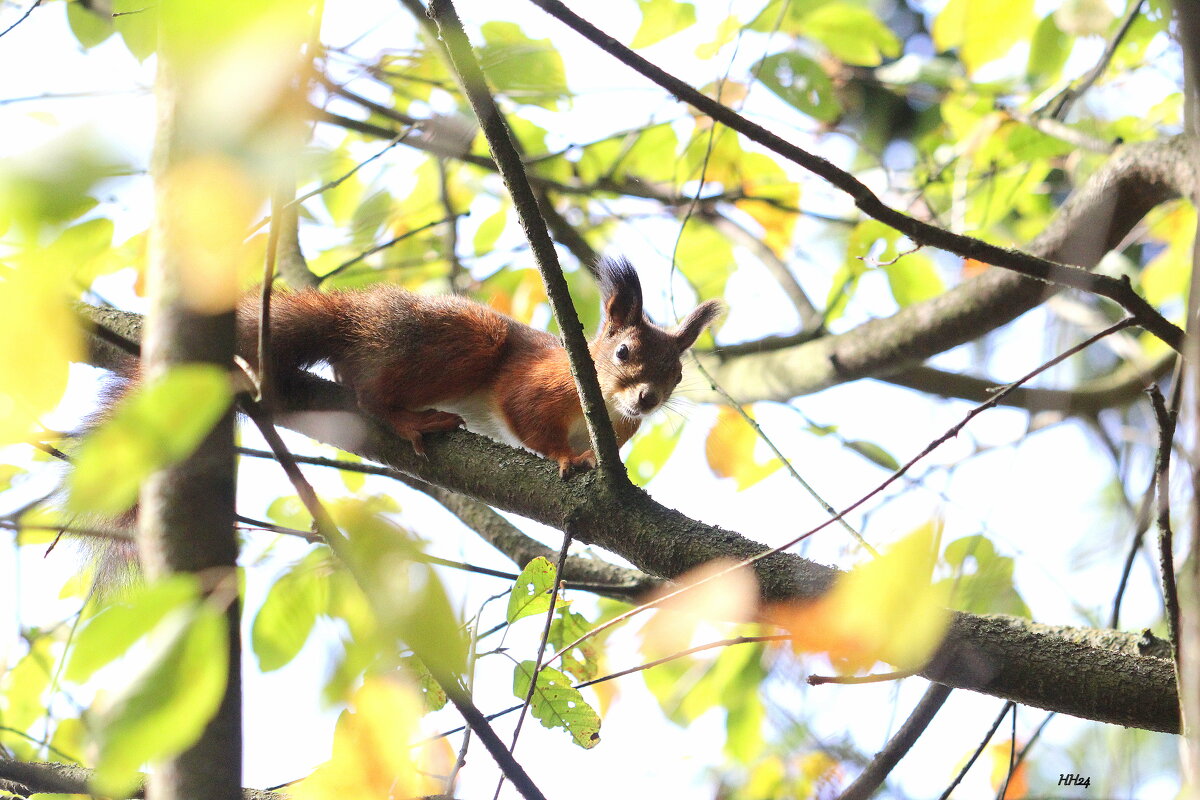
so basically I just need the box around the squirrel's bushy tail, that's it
[238,289,358,377]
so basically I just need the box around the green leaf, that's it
[479,22,570,110]
[91,602,229,797]
[823,261,863,324]
[0,463,23,493]
[801,4,900,66]
[631,0,697,49]
[473,208,508,255]
[933,0,1035,74]
[1026,14,1071,86]
[513,661,600,749]
[251,550,330,672]
[675,221,735,301]
[319,144,366,227]
[68,364,232,515]
[398,655,448,712]
[625,416,684,486]
[883,253,944,307]
[67,2,115,49]
[266,495,314,532]
[937,535,1030,617]
[642,637,766,730]
[66,575,201,684]
[845,440,900,471]
[507,557,557,624]
[0,639,55,758]
[548,609,601,682]
[757,52,841,122]
[113,0,158,61]
[619,124,683,184]
[696,15,742,59]
[335,500,468,678]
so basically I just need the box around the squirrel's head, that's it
[591,256,723,421]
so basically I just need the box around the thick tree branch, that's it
[689,136,1197,403]
[0,759,285,800]
[75,306,1182,733]
[235,446,664,601]
[882,352,1174,415]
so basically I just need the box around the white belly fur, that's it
[424,392,526,450]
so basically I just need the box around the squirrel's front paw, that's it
[557,450,596,478]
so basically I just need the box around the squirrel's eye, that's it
[615,344,630,362]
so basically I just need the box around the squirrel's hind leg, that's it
[381,408,465,456]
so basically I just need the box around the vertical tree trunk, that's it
[138,52,242,800]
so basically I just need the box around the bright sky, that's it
[0,0,1184,797]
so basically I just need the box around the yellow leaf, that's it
[988,742,1029,799]
[292,678,442,800]
[797,751,842,797]
[705,406,781,490]
[0,263,82,444]
[735,153,800,258]
[1141,204,1197,308]
[780,523,950,673]
[641,559,758,659]
[158,156,261,314]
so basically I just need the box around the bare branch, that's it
[836,683,953,800]
[77,306,1181,732]
[526,0,1185,350]
[691,137,1197,404]
[428,0,625,480]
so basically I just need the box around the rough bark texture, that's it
[692,136,1198,404]
[0,759,285,800]
[140,59,243,800]
[74,309,1182,732]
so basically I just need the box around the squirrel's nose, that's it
[637,388,659,412]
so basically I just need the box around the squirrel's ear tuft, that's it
[673,299,724,351]
[598,255,644,328]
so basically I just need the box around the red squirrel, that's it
[239,257,722,475]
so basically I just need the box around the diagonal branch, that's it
[427,0,625,480]
[76,306,1180,733]
[526,0,1186,351]
[836,682,953,800]
[688,136,1197,404]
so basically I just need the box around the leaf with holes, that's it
[507,557,558,624]
[513,661,600,749]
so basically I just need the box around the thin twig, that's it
[1148,385,1181,666]
[997,712,1054,800]
[693,356,879,556]
[937,701,1014,800]
[494,532,573,800]
[317,214,462,284]
[996,704,1018,800]
[442,684,549,800]
[241,393,547,799]
[1043,0,1146,120]
[525,0,1185,352]
[249,126,413,236]
[0,0,43,39]
[421,635,791,745]
[545,318,1139,667]
[437,158,469,292]
[808,670,916,686]
[233,446,661,597]
[836,683,954,800]
[428,0,625,479]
